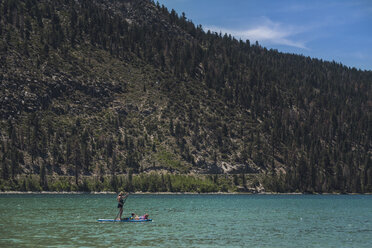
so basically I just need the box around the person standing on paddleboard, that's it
[116,191,129,220]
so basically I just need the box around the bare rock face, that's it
[219,162,260,174]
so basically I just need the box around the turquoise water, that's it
[0,194,371,247]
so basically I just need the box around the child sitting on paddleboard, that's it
[141,214,149,220]
[134,214,149,220]
[130,213,136,220]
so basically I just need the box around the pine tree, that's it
[10,147,18,179]
[240,173,247,188]
[40,162,48,190]
[73,140,81,186]
[1,154,9,180]
[169,119,174,136]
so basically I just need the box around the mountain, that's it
[0,0,371,193]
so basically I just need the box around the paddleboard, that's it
[98,219,152,222]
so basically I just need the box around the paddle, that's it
[115,193,129,220]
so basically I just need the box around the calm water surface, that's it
[0,194,371,247]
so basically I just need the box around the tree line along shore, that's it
[0,173,261,193]
[2,172,369,194]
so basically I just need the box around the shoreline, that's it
[0,191,370,195]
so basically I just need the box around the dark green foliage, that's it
[0,0,370,193]
[40,162,48,190]
[0,173,245,192]
[1,154,10,180]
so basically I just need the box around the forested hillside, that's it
[0,0,371,193]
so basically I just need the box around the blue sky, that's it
[156,0,372,71]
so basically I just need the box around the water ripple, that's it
[1,194,372,247]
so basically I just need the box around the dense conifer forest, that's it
[0,0,371,193]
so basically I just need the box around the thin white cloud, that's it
[205,18,308,49]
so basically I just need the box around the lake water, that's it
[0,194,371,247]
